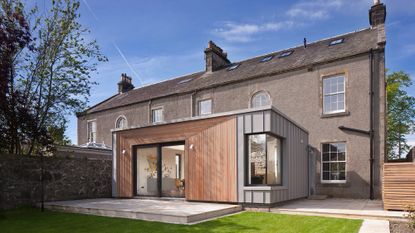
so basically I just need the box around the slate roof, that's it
[82,28,379,115]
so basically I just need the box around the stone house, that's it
[77,2,386,205]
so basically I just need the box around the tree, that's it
[386,71,415,159]
[0,0,106,155]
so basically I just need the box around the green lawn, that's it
[0,208,362,233]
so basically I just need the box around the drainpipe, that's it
[190,91,197,117]
[148,100,152,123]
[369,49,375,200]
[339,50,376,200]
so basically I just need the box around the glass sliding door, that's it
[134,142,185,197]
[161,145,185,197]
[136,146,159,196]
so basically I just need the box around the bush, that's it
[406,205,415,230]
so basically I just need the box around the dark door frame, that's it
[132,141,185,197]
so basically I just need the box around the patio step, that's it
[44,198,242,224]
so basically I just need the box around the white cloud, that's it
[212,0,348,42]
[286,0,345,20]
[214,21,294,42]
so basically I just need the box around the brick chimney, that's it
[369,0,386,46]
[118,73,134,94]
[369,0,386,27]
[204,41,231,72]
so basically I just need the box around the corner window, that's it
[251,91,271,108]
[321,142,346,183]
[198,99,212,115]
[247,134,282,185]
[87,120,97,143]
[115,116,127,129]
[323,75,345,114]
[151,108,163,123]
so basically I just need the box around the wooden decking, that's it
[383,162,415,210]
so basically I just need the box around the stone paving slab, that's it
[359,219,390,233]
[44,198,242,224]
[271,198,406,221]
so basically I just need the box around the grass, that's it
[0,208,362,233]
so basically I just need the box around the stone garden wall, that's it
[0,152,112,209]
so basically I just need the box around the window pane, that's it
[199,99,212,115]
[339,162,346,171]
[266,135,281,185]
[322,153,330,162]
[251,92,270,108]
[248,134,266,185]
[323,172,330,180]
[339,172,346,180]
[323,163,329,171]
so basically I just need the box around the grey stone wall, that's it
[0,154,112,209]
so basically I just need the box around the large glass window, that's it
[251,91,271,108]
[323,75,345,114]
[321,142,346,183]
[198,99,212,115]
[87,120,96,143]
[247,134,282,185]
[152,108,163,123]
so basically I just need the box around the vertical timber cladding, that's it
[115,116,237,200]
[187,117,237,202]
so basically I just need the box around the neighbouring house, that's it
[77,2,386,205]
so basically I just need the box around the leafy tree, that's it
[386,71,415,159]
[0,0,106,155]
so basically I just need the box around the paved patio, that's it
[271,198,406,221]
[44,198,242,224]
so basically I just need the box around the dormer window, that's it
[329,38,344,46]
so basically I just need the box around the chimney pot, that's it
[118,73,134,94]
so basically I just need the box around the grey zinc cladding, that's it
[80,28,378,115]
[237,109,308,204]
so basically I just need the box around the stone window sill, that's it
[321,111,350,118]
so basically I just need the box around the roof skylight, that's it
[329,38,344,46]
[278,50,293,58]
[178,78,193,84]
[260,55,274,62]
[227,63,240,71]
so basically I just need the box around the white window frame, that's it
[115,115,127,129]
[322,75,346,115]
[87,119,97,143]
[250,91,271,108]
[151,107,163,123]
[320,142,347,184]
[198,99,212,115]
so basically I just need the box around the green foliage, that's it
[0,208,362,233]
[386,71,415,159]
[407,205,415,230]
[0,0,106,155]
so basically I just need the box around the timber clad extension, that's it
[78,2,387,204]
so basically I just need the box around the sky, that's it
[60,0,415,149]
